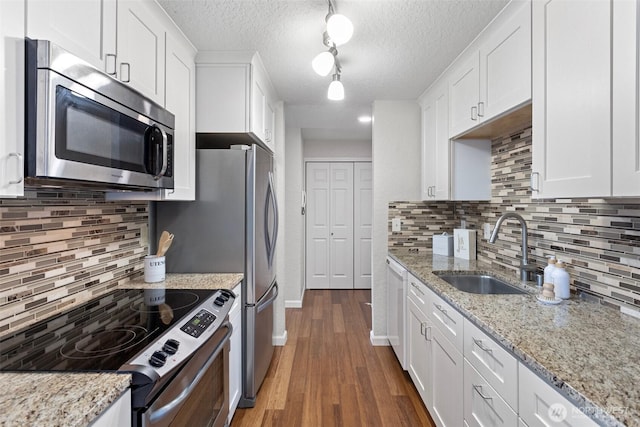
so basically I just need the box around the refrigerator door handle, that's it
[256,281,278,314]
[264,182,273,267]
[268,172,279,264]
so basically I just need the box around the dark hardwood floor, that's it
[231,289,436,427]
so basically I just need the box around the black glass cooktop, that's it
[0,288,216,372]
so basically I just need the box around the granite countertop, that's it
[0,273,242,427]
[124,272,243,290]
[389,248,640,427]
[0,373,130,427]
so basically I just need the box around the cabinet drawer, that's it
[464,360,517,427]
[428,291,463,352]
[407,273,429,313]
[463,318,518,410]
[518,364,599,427]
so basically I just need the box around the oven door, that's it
[139,322,231,427]
[30,68,174,190]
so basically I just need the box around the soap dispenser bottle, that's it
[553,261,570,299]
[543,256,557,284]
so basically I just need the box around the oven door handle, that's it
[148,322,232,424]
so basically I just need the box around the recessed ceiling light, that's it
[358,115,372,123]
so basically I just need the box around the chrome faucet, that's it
[489,212,536,281]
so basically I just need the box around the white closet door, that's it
[306,163,331,289]
[328,163,354,289]
[354,163,372,289]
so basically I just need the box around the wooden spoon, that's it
[157,233,174,256]
[156,231,171,256]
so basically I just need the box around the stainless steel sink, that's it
[436,274,526,295]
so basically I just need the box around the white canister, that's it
[144,255,166,283]
[552,261,570,299]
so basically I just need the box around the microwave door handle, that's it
[158,128,168,178]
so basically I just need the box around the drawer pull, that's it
[411,282,425,296]
[434,303,448,315]
[424,326,432,341]
[473,338,493,354]
[473,385,493,401]
[420,322,426,336]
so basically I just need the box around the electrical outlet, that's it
[483,223,492,239]
[392,217,402,232]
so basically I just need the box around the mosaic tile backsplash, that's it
[390,126,640,310]
[0,189,148,337]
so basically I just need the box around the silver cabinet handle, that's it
[105,54,117,75]
[411,282,424,296]
[530,171,540,192]
[431,186,436,198]
[473,337,493,354]
[424,325,431,341]
[477,101,485,117]
[120,62,131,83]
[8,152,23,184]
[471,106,478,121]
[434,303,448,315]
[473,385,493,401]
[420,322,426,336]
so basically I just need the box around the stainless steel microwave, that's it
[25,39,174,190]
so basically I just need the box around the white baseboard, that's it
[285,299,303,308]
[272,330,288,346]
[369,330,390,346]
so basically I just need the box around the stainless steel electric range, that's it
[0,287,235,427]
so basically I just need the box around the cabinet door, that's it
[265,101,276,150]
[431,325,463,427]
[163,33,196,201]
[91,389,131,427]
[196,64,250,133]
[252,78,266,142]
[479,0,531,121]
[449,53,480,138]
[464,360,517,427]
[0,0,24,197]
[519,364,599,427]
[26,0,117,73]
[117,0,166,105]
[407,298,433,409]
[421,99,437,200]
[531,0,611,198]
[612,0,640,196]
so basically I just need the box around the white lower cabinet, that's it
[91,389,131,427]
[228,283,242,424]
[518,364,598,427]
[407,297,433,408]
[464,360,517,427]
[431,324,464,427]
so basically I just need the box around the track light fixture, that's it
[311,0,353,100]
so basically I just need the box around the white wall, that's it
[304,139,372,159]
[283,127,305,307]
[371,100,421,344]
[273,101,287,345]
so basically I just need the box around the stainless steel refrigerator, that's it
[155,143,279,408]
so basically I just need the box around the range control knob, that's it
[214,297,225,306]
[163,339,180,355]
[149,351,168,367]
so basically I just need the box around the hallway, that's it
[232,289,435,426]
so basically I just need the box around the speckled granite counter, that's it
[0,373,130,427]
[389,248,640,427]
[124,272,243,290]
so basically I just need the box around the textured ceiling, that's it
[158,0,509,139]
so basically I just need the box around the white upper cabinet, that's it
[612,0,640,197]
[25,0,117,74]
[196,51,278,150]
[531,0,612,198]
[449,0,531,138]
[421,80,451,201]
[163,29,196,201]
[117,0,166,105]
[0,0,25,198]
